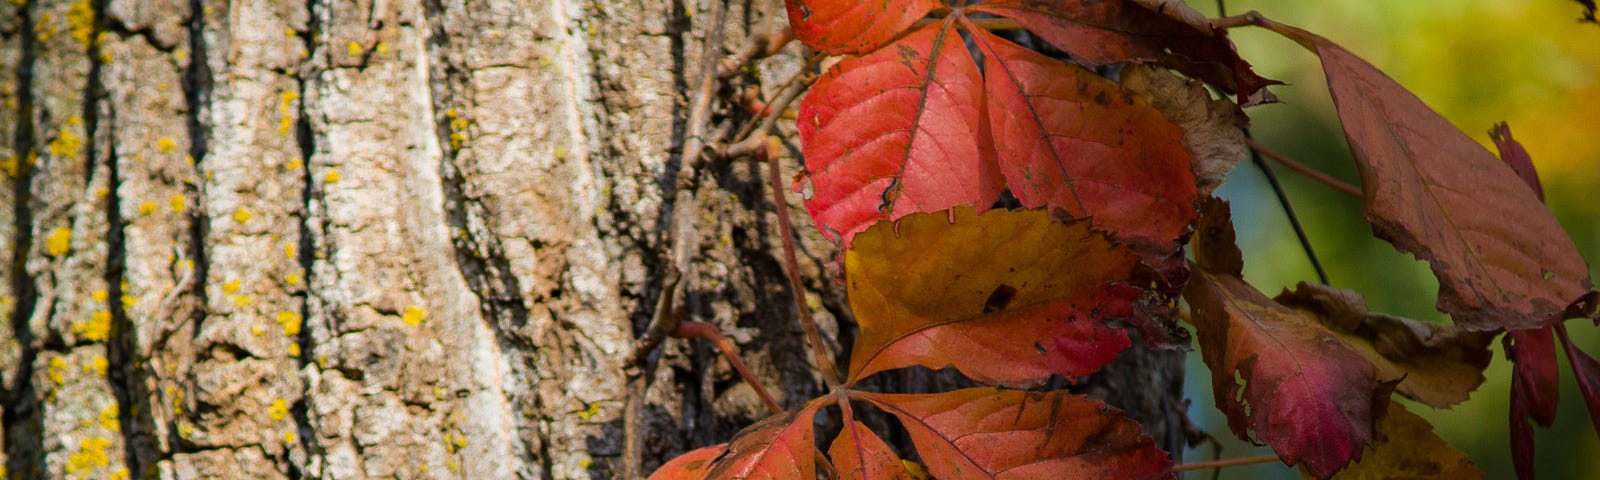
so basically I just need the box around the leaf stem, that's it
[914,17,1023,31]
[1171,454,1283,472]
[762,138,842,387]
[1245,133,1331,286]
[1246,139,1361,197]
[673,321,784,413]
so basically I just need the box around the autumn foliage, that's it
[651,1,1600,479]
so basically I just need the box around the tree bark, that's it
[0,1,1183,479]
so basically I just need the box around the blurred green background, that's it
[1177,1,1600,478]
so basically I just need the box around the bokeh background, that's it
[1177,1,1600,478]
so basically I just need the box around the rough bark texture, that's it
[1,1,1183,479]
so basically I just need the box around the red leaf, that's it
[844,208,1140,387]
[1490,123,1544,201]
[969,25,1197,251]
[1508,328,1561,426]
[783,0,941,55]
[648,444,725,480]
[831,401,915,480]
[703,401,824,479]
[859,389,1174,479]
[798,21,1000,244]
[1256,18,1597,331]
[800,18,1201,249]
[1556,324,1600,442]
[1509,382,1537,480]
[1505,327,1559,480]
[1184,199,1389,479]
[971,0,1277,101]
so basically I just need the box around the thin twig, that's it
[1172,454,1282,472]
[1209,12,1260,30]
[719,25,795,79]
[762,138,840,386]
[730,57,818,149]
[1245,133,1331,286]
[674,321,783,413]
[1245,139,1361,197]
[622,264,680,480]
[1214,0,1331,287]
[624,1,729,475]
[626,265,683,367]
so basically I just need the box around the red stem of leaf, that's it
[673,321,784,413]
[1246,139,1362,197]
[1171,454,1282,472]
[764,138,842,387]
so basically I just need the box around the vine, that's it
[640,1,1600,479]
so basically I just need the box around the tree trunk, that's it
[0,1,1183,479]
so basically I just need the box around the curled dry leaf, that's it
[1120,65,1248,196]
[1185,198,1390,479]
[859,389,1174,479]
[844,207,1142,387]
[1489,123,1544,201]
[782,0,941,55]
[1128,0,1213,32]
[1275,282,1494,408]
[1302,402,1483,480]
[1256,17,1598,331]
[972,0,1277,101]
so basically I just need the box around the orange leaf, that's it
[970,25,1197,251]
[1303,402,1483,480]
[783,0,941,55]
[1185,199,1390,479]
[1257,17,1597,331]
[648,444,725,480]
[844,207,1143,387]
[702,400,825,479]
[1275,282,1494,408]
[831,401,915,480]
[859,388,1173,479]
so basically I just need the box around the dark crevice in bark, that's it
[87,0,158,474]
[179,0,212,363]
[419,1,543,475]
[288,0,322,476]
[3,2,43,478]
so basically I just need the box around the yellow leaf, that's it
[1302,402,1482,479]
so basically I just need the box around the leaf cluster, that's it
[651,1,1600,479]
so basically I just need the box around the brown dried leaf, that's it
[1121,65,1248,196]
[1276,282,1494,407]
